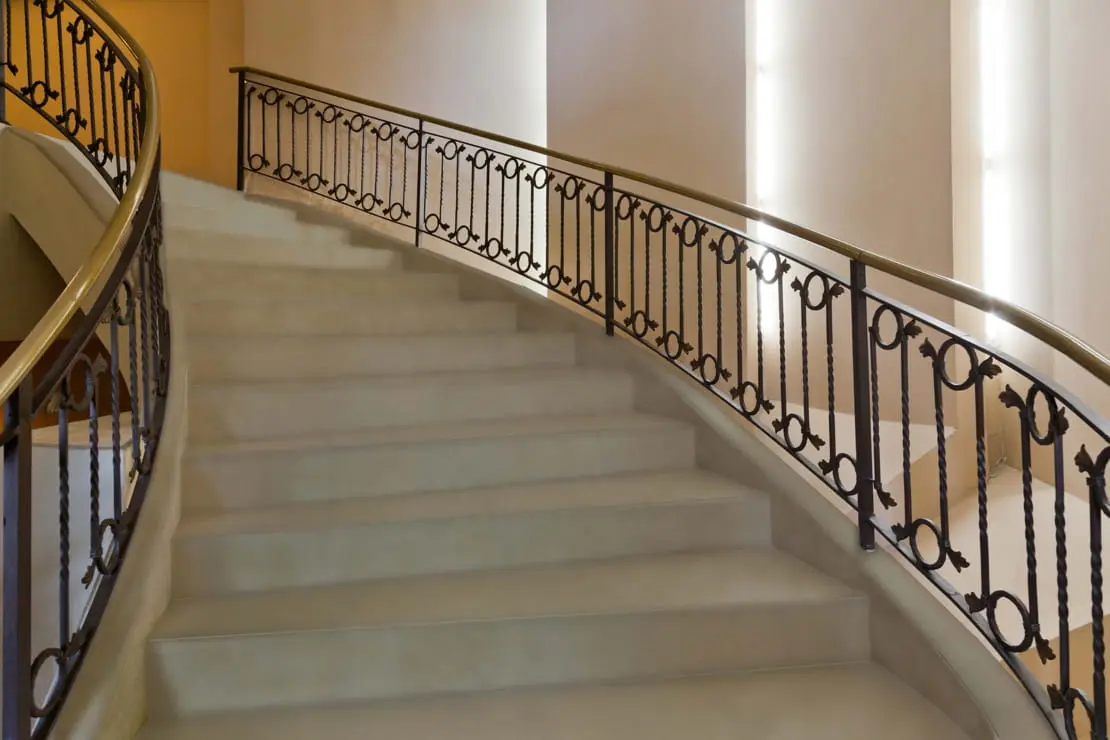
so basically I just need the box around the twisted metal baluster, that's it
[138,244,152,439]
[1090,463,1107,737]
[899,326,914,530]
[109,296,122,519]
[824,295,837,467]
[57,379,71,647]
[973,374,992,609]
[1051,433,1074,727]
[85,360,100,586]
[777,262,787,428]
[125,278,140,476]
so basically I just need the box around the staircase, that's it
[134,180,969,738]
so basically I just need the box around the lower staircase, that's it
[137,182,971,738]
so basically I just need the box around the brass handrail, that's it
[232,64,1110,388]
[0,0,161,405]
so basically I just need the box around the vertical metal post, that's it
[3,377,34,740]
[603,171,616,336]
[0,0,7,125]
[850,260,876,551]
[235,69,246,192]
[414,119,425,248]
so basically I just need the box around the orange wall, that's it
[104,0,210,180]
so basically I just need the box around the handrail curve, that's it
[231,65,1110,388]
[0,1,169,738]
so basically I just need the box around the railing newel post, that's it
[850,259,877,551]
[603,170,616,336]
[235,69,246,192]
[3,375,34,740]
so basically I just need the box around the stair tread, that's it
[136,663,967,740]
[153,550,858,641]
[192,365,627,392]
[187,413,688,457]
[178,470,762,537]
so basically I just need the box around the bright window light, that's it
[980,0,1012,343]
[752,0,782,335]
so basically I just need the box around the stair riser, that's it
[177,270,459,302]
[190,375,634,442]
[183,427,695,510]
[188,334,577,382]
[185,302,516,337]
[174,499,771,597]
[148,601,869,717]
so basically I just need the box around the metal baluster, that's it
[57,380,71,649]
[602,172,615,334]
[3,376,34,740]
[849,260,876,550]
[414,119,425,246]
[110,297,123,519]
[1052,429,1074,732]
[0,0,8,122]
[125,278,140,477]
[1088,456,1108,738]
[86,357,101,583]
[235,70,245,190]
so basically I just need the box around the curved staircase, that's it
[134,179,968,738]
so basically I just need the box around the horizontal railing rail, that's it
[0,1,168,738]
[234,66,1110,740]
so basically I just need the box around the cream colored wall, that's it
[1049,0,1110,415]
[242,0,546,143]
[547,0,746,202]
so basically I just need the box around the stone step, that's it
[187,331,577,382]
[185,298,516,337]
[190,368,636,443]
[172,470,771,596]
[167,229,398,270]
[164,202,351,243]
[175,262,458,302]
[137,663,968,740]
[147,551,868,717]
[182,414,696,510]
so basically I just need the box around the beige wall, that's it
[242,0,546,143]
[1049,0,1110,415]
[547,0,746,201]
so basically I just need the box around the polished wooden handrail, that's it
[0,0,161,405]
[232,64,1110,387]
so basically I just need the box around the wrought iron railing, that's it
[0,1,165,738]
[233,66,1110,739]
